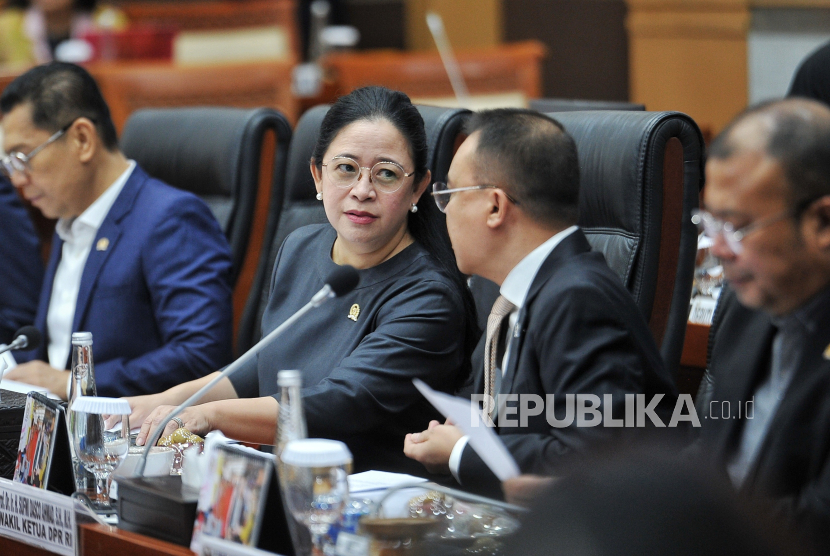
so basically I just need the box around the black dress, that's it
[230,224,468,474]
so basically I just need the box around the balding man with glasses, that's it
[1,62,233,399]
[696,98,830,551]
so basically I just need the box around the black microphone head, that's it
[14,326,41,350]
[328,265,359,296]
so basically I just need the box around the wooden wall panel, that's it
[626,0,750,136]
[406,0,501,51]
[504,0,629,101]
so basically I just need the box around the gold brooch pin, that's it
[348,304,360,321]
[96,238,109,251]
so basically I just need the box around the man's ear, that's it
[810,196,830,251]
[72,117,97,163]
[485,189,510,229]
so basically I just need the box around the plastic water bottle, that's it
[275,370,312,555]
[276,370,307,455]
[67,332,98,502]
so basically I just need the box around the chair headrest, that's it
[122,107,276,198]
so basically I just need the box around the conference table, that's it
[0,522,193,556]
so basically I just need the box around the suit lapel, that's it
[70,168,144,348]
[747,310,830,487]
[499,230,592,397]
[710,315,775,460]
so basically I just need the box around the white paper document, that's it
[413,379,520,481]
[347,470,428,494]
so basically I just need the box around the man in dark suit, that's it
[698,98,830,550]
[1,62,233,398]
[404,109,678,495]
[0,175,43,345]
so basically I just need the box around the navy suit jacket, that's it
[17,165,234,396]
[0,176,44,345]
[701,287,830,550]
[458,229,678,494]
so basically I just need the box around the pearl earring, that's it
[316,192,323,201]
[410,203,418,213]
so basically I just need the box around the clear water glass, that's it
[72,410,129,510]
[281,439,351,554]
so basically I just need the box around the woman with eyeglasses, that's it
[128,86,478,474]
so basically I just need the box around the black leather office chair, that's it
[470,111,704,378]
[120,107,293,286]
[530,98,646,113]
[236,104,470,352]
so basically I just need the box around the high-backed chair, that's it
[470,111,704,378]
[120,107,292,340]
[236,104,470,352]
[530,98,645,113]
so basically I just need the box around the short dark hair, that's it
[312,86,479,387]
[463,108,580,228]
[0,62,119,151]
[709,99,830,214]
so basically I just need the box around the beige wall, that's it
[405,0,502,51]
[627,0,830,136]
[626,0,750,137]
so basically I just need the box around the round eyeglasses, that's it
[691,209,790,255]
[321,156,414,194]
[431,181,520,213]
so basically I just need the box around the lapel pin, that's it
[823,343,830,360]
[96,238,109,252]
[348,304,360,322]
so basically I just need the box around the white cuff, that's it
[448,435,470,484]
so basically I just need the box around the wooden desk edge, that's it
[80,522,195,556]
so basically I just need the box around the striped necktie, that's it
[483,295,516,420]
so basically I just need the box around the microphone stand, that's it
[134,284,336,477]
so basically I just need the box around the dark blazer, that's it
[701,287,830,550]
[458,229,678,493]
[0,176,44,345]
[17,165,234,397]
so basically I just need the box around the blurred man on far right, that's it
[699,98,830,551]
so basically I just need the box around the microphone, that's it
[0,326,42,356]
[134,265,360,476]
[426,11,470,107]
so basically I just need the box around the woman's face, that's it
[311,118,429,265]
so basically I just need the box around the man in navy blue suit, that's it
[0,175,43,345]
[1,62,233,398]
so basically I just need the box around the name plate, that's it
[0,478,77,556]
[689,295,718,325]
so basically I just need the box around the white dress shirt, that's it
[47,161,135,370]
[448,225,579,481]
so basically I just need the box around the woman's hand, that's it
[135,404,212,446]
[119,393,172,432]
